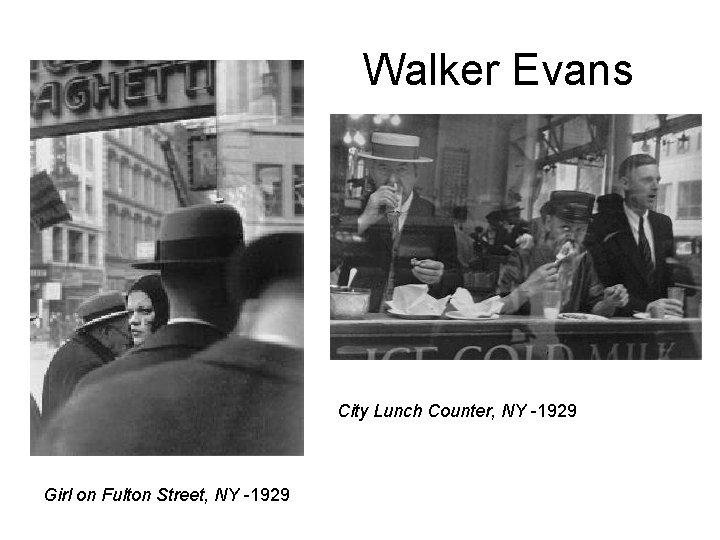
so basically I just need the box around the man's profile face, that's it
[370,160,417,194]
[546,215,588,250]
[622,164,660,212]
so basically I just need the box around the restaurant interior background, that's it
[30,60,303,403]
[330,114,701,311]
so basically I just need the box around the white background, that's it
[3,1,717,539]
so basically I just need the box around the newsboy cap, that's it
[133,204,244,270]
[547,190,596,223]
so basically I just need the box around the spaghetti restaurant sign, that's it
[30,60,215,139]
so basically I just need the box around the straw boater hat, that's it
[133,204,244,270]
[358,132,433,163]
[76,291,128,331]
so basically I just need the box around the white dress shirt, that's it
[398,190,414,232]
[623,203,656,264]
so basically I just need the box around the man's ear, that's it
[618,175,630,191]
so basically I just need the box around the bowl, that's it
[330,286,371,319]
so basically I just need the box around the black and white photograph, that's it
[29,60,304,454]
[330,114,701,359]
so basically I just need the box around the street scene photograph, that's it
[30,60,304,454]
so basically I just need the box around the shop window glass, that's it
[677,180,701,220]
[256,164,283,218]
[294,165,304,216]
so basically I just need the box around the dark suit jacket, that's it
[76,322,225,392]
[339,193,461,312]
[586,207,675,316]
[41,332,116,421]
[35,336,303,456]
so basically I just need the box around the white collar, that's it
[623,202,649,227]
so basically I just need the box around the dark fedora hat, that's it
[357,132,433,163]
[547,190,595,223]
[77,291,128,330]
[133,204,244,270]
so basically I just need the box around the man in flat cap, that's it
[75,203,244,391]
[585,154,681,318]
[37,234,303,456]
[41,291,131,421]
[337,132,461,312]
[498,190,629,316]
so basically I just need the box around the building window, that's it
[107,208,118,255]
[64,186,79,212]
[88,234,97,266]
[133,215,142,257]
[120,161,130,196]
[106,154,115,190]
[52,227,63,262]
[68,230,83,264]
[145,174,154,206]
[256,164,283,217]
[291,60,304,117]
[85,137,94,170]
[67,136,82,165]
[144,129,152,156]
[85,185,94,215]
[120,213,131,257]
[133,166,142,199]
[677,180,701,220]
[154,177,162,208]
[293,165,304,216]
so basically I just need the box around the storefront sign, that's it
[30,267,48,278]
[331,318,702,360]
[43,282,62,300]
[30,61,216,139]
[46,266,103,287]
[188,133,217,190]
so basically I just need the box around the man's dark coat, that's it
[586,201,675,316]
[41,332,117,421]
[76,322,225,392]
[36,336,303,456]
[339,193,461,312]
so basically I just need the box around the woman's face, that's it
[127,290,155,346]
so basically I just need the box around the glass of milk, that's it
[543,290,562,319]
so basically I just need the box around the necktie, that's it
[381,212,402,311]
[638,216,655,287]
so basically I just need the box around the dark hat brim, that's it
[132,257,232,270]
[77,310,128,330]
